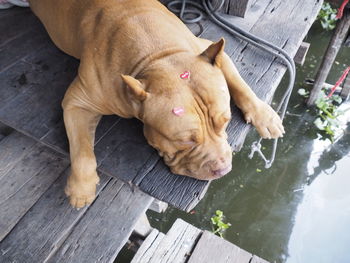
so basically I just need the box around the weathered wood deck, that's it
[131,218,270,263]
[0,1,324,262]
[0,1,322,212]
[0,125,154,262]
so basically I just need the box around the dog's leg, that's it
[62,79,102,208]
[198,38,284,138]
[218,52,285,139]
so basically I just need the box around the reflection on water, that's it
[287,152,350,263]
[147,24,350,263]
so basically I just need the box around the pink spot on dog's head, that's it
[180,71,190,79]
[172,107,185,116]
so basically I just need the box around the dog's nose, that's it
[204,152,232,178]
[212,164,232,178]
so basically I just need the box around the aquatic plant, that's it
[313,90,343,141]
[317,2,338,31]
[211,210,231,238]
[298,88,344,142]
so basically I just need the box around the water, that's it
[145,23,350,263]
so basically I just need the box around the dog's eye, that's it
[175,139,198,150]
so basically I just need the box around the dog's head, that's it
[121,39,232,180]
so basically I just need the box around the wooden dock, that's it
[0,125,154,262]
[132,219,269,263]
[0,1,322,262]
[0,0,322,212]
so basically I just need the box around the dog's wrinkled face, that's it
[122,40,233,180]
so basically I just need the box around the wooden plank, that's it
[203,0,252,17]
[133,213,153,237]
[0,8,41,47]
[227,0,252,17]
[0,44,76,112]
[0,47,65,107]
[149,199,168,213]
[294,42,310,65]
[0,142,69,241]
[0,123,8,142]
[0,131,37,179]
[137,161,209,212]
[0,47,78,140]
[131,229,165,263]
[47,179,153,263]
[0,122,12,136]
[0,171,111,263]
[0,6,26,19]
[0,27,50,73]
[146,218,202,263]
[132,221,270,263]
[188,231,253,263]
[194,0,278,43]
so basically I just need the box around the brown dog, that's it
[29,0,284,208]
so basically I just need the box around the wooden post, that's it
[294,42,310,65]
[133,213,153,237]
[308,9,350,105]
[213,0,251,18]
[307,8,350,105]
[149,199,168,213]
[340,73,350,100]
[345,33,350,46]
[227,0,251,17]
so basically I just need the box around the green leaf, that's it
[216,210,223,217]
[314,118,326,130]
[332,95,342,104]
[318,2,338,31]
[217,221,225,228]
[210,210,231,238]
[297,88,309,97]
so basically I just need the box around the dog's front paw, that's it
[65,175,99,209]
[244,99,285,139]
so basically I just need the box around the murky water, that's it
[145,23,350,263]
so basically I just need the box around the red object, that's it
[336,0,349,19]
[327,66,350,98]
[180,71,190,79]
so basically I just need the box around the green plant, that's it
[313,90,343,141]
[211,210,231,238]
[317,2,338,31]
[298,88,344,142]
[297,88,309,97]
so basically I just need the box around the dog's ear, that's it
[121,74,148,101]
[201,38,225,64]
